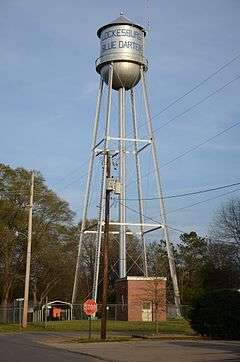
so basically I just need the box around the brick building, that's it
[115,276,166,322]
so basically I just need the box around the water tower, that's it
[72,14,181,316]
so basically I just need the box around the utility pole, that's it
[22,171,34,328]
[101,151,111,340]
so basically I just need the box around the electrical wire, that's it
[162,119,240,168]
[118,200,187,240]
[137,52,240,131]
[3,55,240,208]
[0,168,89,196]
[57,171,89,191]
[152,53,240,118]
[50,160,89,188]
[118,200,160,225]
[126,117,240,187]
[152,75,240,134]
[123,181,240,201]
[167,187,240,214]
[118,186,240,229]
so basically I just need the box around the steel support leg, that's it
[130,88,148,277]
[119,86,126,278]
[72,79,104,304]
[140,67,182,317]
[92,64,113,301]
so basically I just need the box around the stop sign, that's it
[83,299,97,316]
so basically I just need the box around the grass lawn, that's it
[0,319,194,335]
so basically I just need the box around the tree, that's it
[210,198,240,244]
[176,230,240,307]
[201,241,240,290]
[177,231,208,305]
[147,240,174,303]
[0,164,31,310]
[146,230,240,310]
[208,198,240,291]
[190,289,240,339]
[0,163,145,316]
[0,163,76,311]
[141,277,166,334]
[29,223,76,304]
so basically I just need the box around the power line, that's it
[124,181,240,201]
[57,171,89,191]
[118,186,240,230]
[4,55,240,206]
[118,200,190,238]
[1,170,89,196]
[167,225,186,234]
[5,116,239,204]
[126,117,240,186]
[118,200,161,225]
[151,52,240,121]
[152,75,240,134]
[50,160,89,188]
[167,187,240,214]
[162,120,240,168]
[163,226,240,244]
[136,52,240,132]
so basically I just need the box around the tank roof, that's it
[97,15,146,38]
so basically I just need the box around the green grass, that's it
[0,319,193,335]
[70,336,133,343]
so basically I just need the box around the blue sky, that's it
[1,0,239,240]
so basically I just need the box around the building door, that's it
[142,302,152,321]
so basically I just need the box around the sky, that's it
[1,0,240,241]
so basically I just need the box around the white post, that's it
[22,171,34,328]
[92,63,114,301]
[130,88,148,276]
[119,86,126,278]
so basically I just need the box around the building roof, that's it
[116,276,167,282]
[97,14,146,38]
[42,300,73,308]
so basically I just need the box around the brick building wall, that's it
[115,276,166,321]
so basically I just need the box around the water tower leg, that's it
[92,64,114,301]
[130,88,148,277]
[119,86,126,278]
[140,67,182,318]
[72,79,104,305]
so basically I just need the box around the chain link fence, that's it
[0,303,190,324]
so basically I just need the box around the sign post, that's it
[83,299,97,339]
[88,316,92,339]
[16,298,24,329]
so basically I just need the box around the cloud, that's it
[76,80,99,100]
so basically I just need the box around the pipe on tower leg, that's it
[119,86,127,278]
[130,88,148,277]
[72,79,104,305]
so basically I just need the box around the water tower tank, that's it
[96,15,148,90]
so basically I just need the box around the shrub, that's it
[189,289,240,339]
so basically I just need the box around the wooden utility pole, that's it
[101,151,111,340]
[22,171,34,328]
